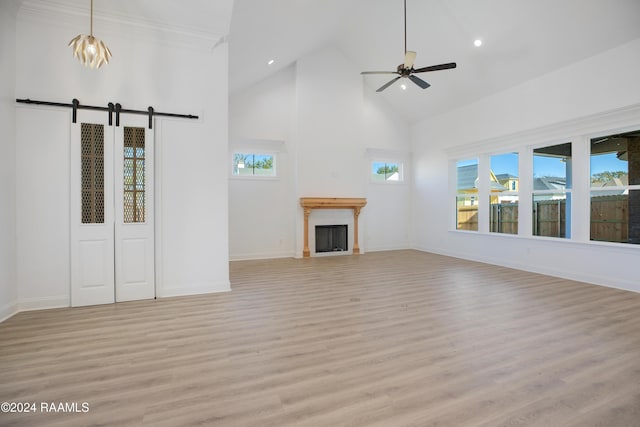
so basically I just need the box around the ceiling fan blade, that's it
[413,62,457,73]
[404,51,416,69]
[361,71,400,75]
[376,76,401,92]
[409,75,430,89]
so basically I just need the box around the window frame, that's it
[489,152,520,235]
[230,151,278,179]
[447,104,640,249]
[370,159,404,183]
[455,158,480,232]
[589,129,640,244]
[531,142,572,239]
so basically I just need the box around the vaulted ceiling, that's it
[22,0,234,37]
[230,0,640,123]
[17,0,640,124]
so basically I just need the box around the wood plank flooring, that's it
[2,250,640,426]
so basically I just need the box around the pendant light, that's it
[68,0,112,69]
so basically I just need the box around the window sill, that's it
[369,180,406,185]
[230,175,280,182]
[449,229,639,251]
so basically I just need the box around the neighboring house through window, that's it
[491,152,519,234]
[449,109,640,248]
[456,159,479,231]
[532,142,572,238]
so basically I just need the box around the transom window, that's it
[371,161,403,182]
[232,153,275,177]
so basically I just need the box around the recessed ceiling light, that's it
[267,59,275,65]
[400,83,407,90]
[474,39,483,47]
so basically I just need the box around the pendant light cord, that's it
[404,0,407,54]
[90,0,93,36]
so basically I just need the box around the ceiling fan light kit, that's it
[68,0,112,69]
[361,0,456,92]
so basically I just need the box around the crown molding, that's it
[18,0,226,51]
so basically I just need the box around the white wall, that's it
[228,46,411,259]
[15,108,71,309]
[294,46,365,198]
[230,65,296,142]
[0,0,19,321]
[13,5,230,309]
[295,46,412,255]
[412,38,640,292]
[229,66,296,260]
[363,90,411,251]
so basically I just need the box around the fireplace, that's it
[300,198,367,258]
[315,225,348,253]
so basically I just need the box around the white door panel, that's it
[121,239,147,283]
[78,240,110,286]
[70,111,115,306]
[71,111,154,307]
[114,115,155,302]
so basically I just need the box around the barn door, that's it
[70,111,115,306]
[114,115,155,302]
[71,111,154,307]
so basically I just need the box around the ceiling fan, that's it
[361,0,457,92]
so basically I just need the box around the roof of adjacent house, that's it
[457,164,509,191]
[591,175,628,196]
[495,173,518,181]
[533,177,566,191]
[591,176,629,187]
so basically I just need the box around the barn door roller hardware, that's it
[16,98,198,129]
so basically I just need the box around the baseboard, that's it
[157,280,231,298]
[230,247,412,260]
[365,244,411,253]
[0,300,19,323]
[2,283,234,323]
[230,251,296,261]
[18,295,70,312]
[412,245,640,294]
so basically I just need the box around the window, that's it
[232,153,275,177]
[532,143,571,238]
[490,152,519,234]
[456,159,478,231]
[123,127,145,223]
[590,129,640,244]
[371,161,403,182]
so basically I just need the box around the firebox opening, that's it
[315,225,348,253]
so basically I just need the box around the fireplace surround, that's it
[299,197,367,258]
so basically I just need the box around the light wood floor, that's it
[2,250,640,427]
